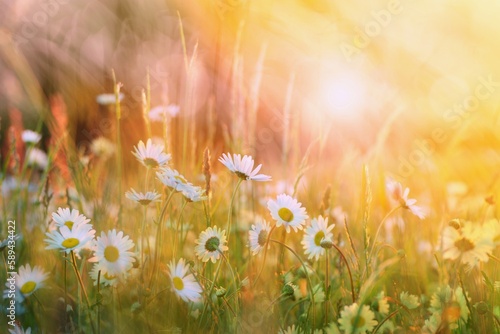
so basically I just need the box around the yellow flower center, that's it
[173,276,184,290]
[143,158,159,168]
[103,273,115,280]
[454,237,475,253]
[64,221,74,229]
[138,199,152,206]
[61,238,80,249]
[20,281,37,295]
[351,315,366,327]
[104,246,120,262]
[278,208,294,222]
[235,171,248,180]
[314,231,325,246]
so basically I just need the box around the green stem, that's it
[269,239,316,328]
[173,199,188,259]
[70,251,96,334]
[198,256,224,331]
[366,206,401,271]
[252,225,276,287]
[226,179,243,242]
[331,243,356,303]
[149,190,175,289]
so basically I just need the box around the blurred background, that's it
[2,0,500,187]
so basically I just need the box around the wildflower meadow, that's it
[2,1,500,333]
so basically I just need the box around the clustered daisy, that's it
[3,264,48,302]
[45,223,95,254]
[338,303,378,334]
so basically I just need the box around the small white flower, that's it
[181,185,207,202]
[386,179,426,219]
[167,258,202,303]
[302,215,334,260]
[7,264,48,298]
[51,207,91,231]
[89,263,119,287]
[219,153,271,182]
[442,221,494,268]
[149,104,180,122]
[89,230,135,276]
[96,93,124,105]
[338,303,378,334]
[248,218,271,255]
[195,226,228,263]
[45,223,96,254]
[21,130,41,144]
[268,194,308,233]
[26,148,48,170]
[125,188,161,206]
[400,291,420,309]
[90,137,116,158]
[132,139,171,168]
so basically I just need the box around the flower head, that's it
[149,104,180,122]
[45,223,95,254]
[302,215,334,260]
[51,207,91,231]
[157,167,191,192]
[248,218,271,255]
[219,153,271,182]
[338,303,378,334]
[89,263,119,287]
[21,130,41,144]
[268,194,308,233]
[167,258,202,302]
[90,137,116,158]
[11,264,48,298]
[181,185,207,202]
[8,326,31,334]
[386,179,426,219]
[89,230,136,276]
[400,291,420,309]
[195,226,228,263]
[26,148,48,170]
[442,221,494,268]
[125,188,161,206]
[132,139,171,168]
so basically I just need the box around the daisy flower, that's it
[442,221,494,267]
[267,194,308,233]
[157,167,191,192]
[125,188,161,206]
[96,93,124,105]
[12,264,48,298]
[386,179,426,219]
[248,218,271,255]
[219,153,271,181]
[302,215,334,260]
[45,223,96,254]
[181,185,207,202]
[429,285,469,329]
[149,104,180,122]
[89,263,119,287]
[195,226,229,263]
[167,258,202,302]
[26,148,48,170]
[8,326,31,334]
[400,291,420,309]
[338,303,378,334]
[51,207,91,231]
[21,130,41,144]
[90,137,116,158]
[89,230,135,276]
[132,139,171,168]
[278,325,302,334]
